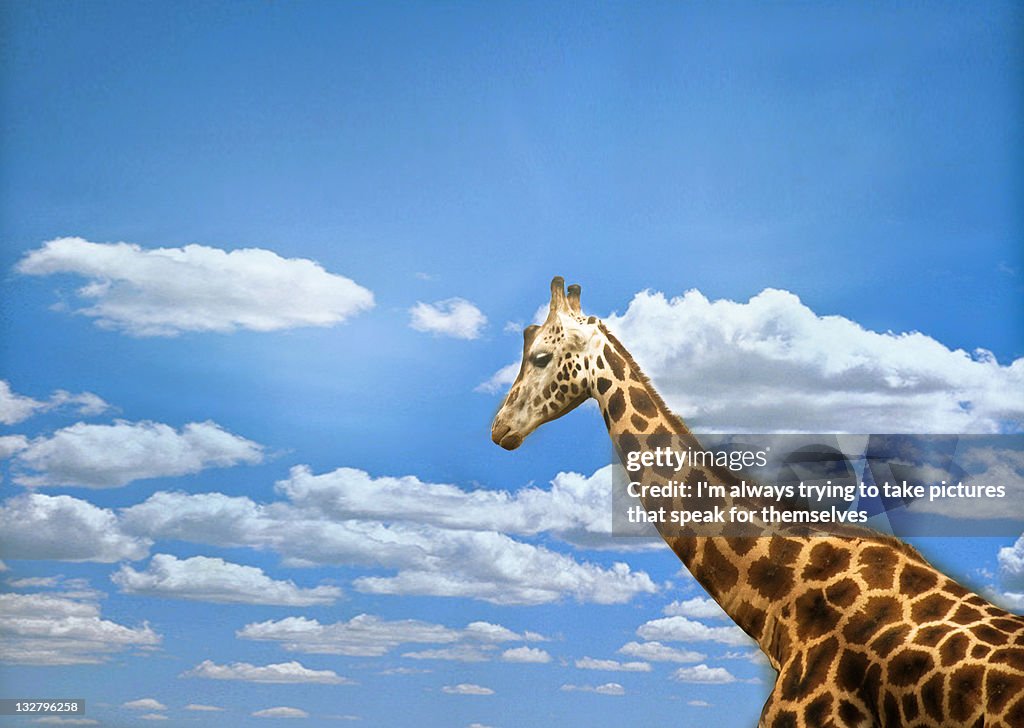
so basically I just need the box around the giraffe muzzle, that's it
[491,423,523,450]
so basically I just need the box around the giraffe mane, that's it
[597,320,688,433]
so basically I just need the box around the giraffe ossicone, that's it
[491,277,1024,728]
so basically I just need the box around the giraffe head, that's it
[491,276,600,450]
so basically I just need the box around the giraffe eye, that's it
[531,352,553,368]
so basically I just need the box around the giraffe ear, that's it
[567,284,582,314]
[522,324,540,351]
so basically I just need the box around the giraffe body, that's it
[491,278,1024,727]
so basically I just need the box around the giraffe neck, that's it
[589,325,789,663]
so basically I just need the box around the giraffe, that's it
[490,277,1024,728]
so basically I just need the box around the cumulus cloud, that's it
[182,659,354,684]
[0,592,159,665]
[575,657,650,672]
[441,684,494,696]
[0,493,150,562]
[238,614,543,658]
[252,707,309,719]
[485,287,1024,433]
[14,420,263,488]
[112,554,342,606]
[409,298,487,339]
[184,704,224,712]
[276,464,633,550]
[350,539,654,605]
[1,382,45,424]
[671,664,745,684]
[475,362,520,394]
[402,646,495,662]
[997,536,1024,591]
[123,479,658,605]
[0,381,109,425]
[122,699,167,711]
[6,576,101,603]
[987,590,1024,611]
[0,435,29,459]
[559,683,625,696]
[611,288,1024,432]
[16,237,374,336]
[636,616,753,647]
[617,641,705,663]
[662,597,730,620]
[907,445,1024,521]
[502,646,552,663]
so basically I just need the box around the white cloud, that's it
[6,576,101,603]
[559,682,625,696]
[47,390,111,418]
[16,237,374,336]
[122,699,167,711]
[379,667,432,675]
[0,435,30,459]
[609,288,1024,432]
[987,589,1024,611]
[183,659,354,684]
[119,490,267,547]
[475,362,519,394]
[252,707,309,719]
[0,381,45,424]
[0,593,159,665]
[442,684,494,696]
[688,700,712,707]
[276,464,628,549]
[907,445,1024,521]
[139,715,168,722]
[0,381,110,425]
[998,536,1024,590]
[662,597,730,620]
[402,646,495,662]
[409,298,487,340]
[238,613,542,658]
[351,538,655,605]
[0,493,150,562]
[575,657,650,672]
[14,419,263,488]
[124,479,657,605]
[8,576,62,588]
[112,554,342,606]
[184,704,224,712]
[485,287,1024,433]
[636,616,753,647]
[671,664,741,684]
[502,646,552,663]
[617,640,705,663]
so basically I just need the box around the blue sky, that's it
[1,2,1022,727]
